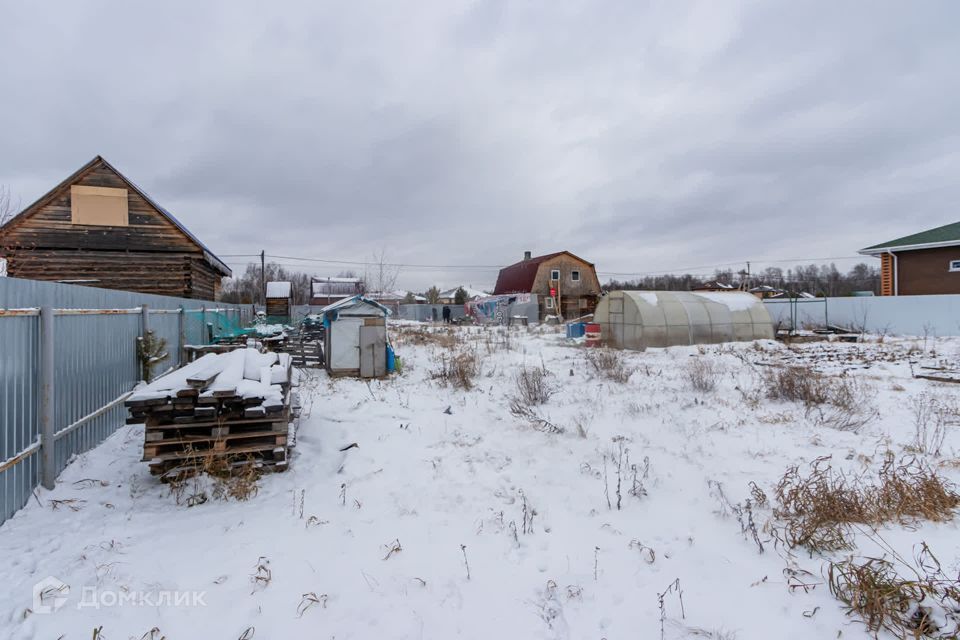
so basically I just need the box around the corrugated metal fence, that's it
[0,277,253,525]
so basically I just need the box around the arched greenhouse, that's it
[593,291,774,350]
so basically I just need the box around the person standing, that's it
[442,305,451,323]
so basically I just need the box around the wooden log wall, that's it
[1,159,226,299]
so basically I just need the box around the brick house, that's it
[859,221,960,295]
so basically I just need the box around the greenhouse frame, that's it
[593,290,774,350]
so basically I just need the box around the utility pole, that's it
[260,250,266,307]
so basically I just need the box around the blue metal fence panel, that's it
[0,277,254,526]
[0,314,39,523]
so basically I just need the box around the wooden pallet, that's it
[143,431,287,459]
[149,445,289,478]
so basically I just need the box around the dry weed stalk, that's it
[165,451,261,505]
[461,544,471,580]
[658,578,686,640]
[296,592,328,617]
[509,401,565,434]
[250,557,272,593]
[430,349,480,390]
[382,538,403,560]
[763,365,876,431]
[685,358,721,393]
[773,453,960,553]
[827,535,960,638]
[514,366,554,405]
[585,348,633,383]
[910,391,957,457]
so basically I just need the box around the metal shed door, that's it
[359,326,385,378]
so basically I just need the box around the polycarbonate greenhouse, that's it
[593,290,774,350]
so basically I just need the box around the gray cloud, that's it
[2,0,958,289]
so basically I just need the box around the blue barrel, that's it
[566,322,586,338]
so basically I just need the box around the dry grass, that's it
[393,326,461,349]
[909,391,957,457]
[762,365,876,431]
[585,348,633,383]
[828,537,960,639]
[166,452,261,506]
[430,349,480,390]
[685,358,721,393]
[773,453,960,553]
[514,366,554,405]
[510,401,565,434]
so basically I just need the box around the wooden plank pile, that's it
[275,337,323,368]
[125,347,295,477]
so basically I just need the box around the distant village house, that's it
[310,276,364,306]
[0,156,231,299]
[493,250,601,318]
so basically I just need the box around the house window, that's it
[950,260,960,272]
[544,297,555,309]
[550,269,560,281]
[70,185,129,226]
[571,270,581,282]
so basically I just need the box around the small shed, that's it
[594,290,774,350]
[265,281,292,322]
[318,295,391,378]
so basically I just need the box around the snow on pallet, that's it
[125,347,294,476]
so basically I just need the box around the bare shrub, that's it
[910,391,957,457]
[773,454,960,553]
[763,365,830,405]
[828,539,960,638]
[685,358,720,393]
[165,452,261,505]
[585,348,632,383]
[395,326,460,349]
[762,366,876,431]
[514,366,554,405]
[431,349,480,390]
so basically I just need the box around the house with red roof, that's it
[493,250,601,319]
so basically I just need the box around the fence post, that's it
[201,305,206,344]
[177,305,185,366]
[141,303,150,337]
[39,305,56,490]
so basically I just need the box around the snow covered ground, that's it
[2,325,959,639]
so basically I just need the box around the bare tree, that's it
[0,185,18,226]
[366,248,400,295]
[0,186,20,277]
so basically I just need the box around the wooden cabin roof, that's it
[1,155,231,276]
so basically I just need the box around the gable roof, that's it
[439,286,487,300]
[265,281,291,298]
[318,294,392,316]
[859,221,960,255]
[1,155,231,276]
[493,251,594,294]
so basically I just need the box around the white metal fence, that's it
[0,277,253,525]
[764,294,960,337]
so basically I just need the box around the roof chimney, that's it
[523,250,531,261]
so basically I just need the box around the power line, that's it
[219,250,871,279]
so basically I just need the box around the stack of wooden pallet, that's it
[125,347,295,477]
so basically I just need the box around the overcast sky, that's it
[2,1,958,290]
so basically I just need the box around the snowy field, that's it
[2,324,960,639]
